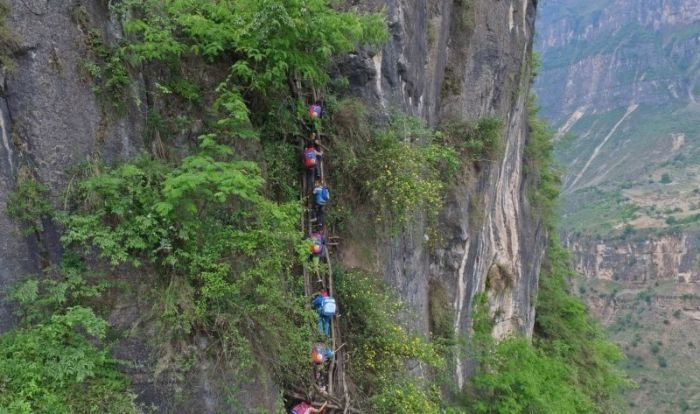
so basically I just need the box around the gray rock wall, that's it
[0,0,144,332]
[338,0,541,387]
[569,232,700,284]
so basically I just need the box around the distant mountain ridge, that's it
[536,0,700,235]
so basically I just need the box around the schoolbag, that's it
[291,402,312,414]
[315,186,330,205]
[303,147,317,168]
[308,104,322,119]
[310,233,324,255]
[321,296,336,317]
[310,240,323,255]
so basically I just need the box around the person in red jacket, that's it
[303,133,323,193]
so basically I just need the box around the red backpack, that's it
[291,401,312,414]
[303,147,317,168]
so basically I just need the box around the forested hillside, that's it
[537,0,700,412]
[0,1,625,412]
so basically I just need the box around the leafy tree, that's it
[534,238,628,413]
[111,0,387,137]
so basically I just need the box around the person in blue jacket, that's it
[311,288,335,337]
[312,179,327,229]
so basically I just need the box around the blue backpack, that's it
[315,186,330,205]
[321,296,337,317]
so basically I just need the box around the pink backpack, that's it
[291,401,312,414]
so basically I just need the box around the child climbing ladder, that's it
[295,101,350,412]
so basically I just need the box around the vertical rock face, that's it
[0,0,143,332]
[339,0,541,386]
[0,0,541,408]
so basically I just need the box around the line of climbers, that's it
[290,102,340,414]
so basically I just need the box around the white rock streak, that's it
[0,104,12,173]
[554,108,586,141]
[567,103,639,191]
[453,237,471,389]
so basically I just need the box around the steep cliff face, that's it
[337,0,540,386]
[0,0,144,331]
[567,233,700,412]
[0,0,540,409]
[570,233,700,283]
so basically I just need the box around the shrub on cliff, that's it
[363,114,459,230]
[334,266,444,412]
[58,137,317,390]
[440,116,504,162]
[0,307,138,413]
[460,240,628,414]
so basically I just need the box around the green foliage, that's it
[10,254,108,324]
[660,173,672,184]
[0,307,137,414]
[468,338,594,414]
[369,380,441,414]
[533,237,629,413]
[460,239,627,414]
[656,355,668,368]
[119,0,386,86]
[529,51,542,83]
[110,0,387,137]
[6,170,53,236]
[334,267,443,412]
[158,78,202,104]
[665,213,700,226]
[262,139,299,201]
[440,117,504,162]
[364,114,459,229]
[80,27,130,109]
[60,137,315,390]
[525,96,561,229]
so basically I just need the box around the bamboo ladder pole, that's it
[298,88,351,409]
[317,118,345,400]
